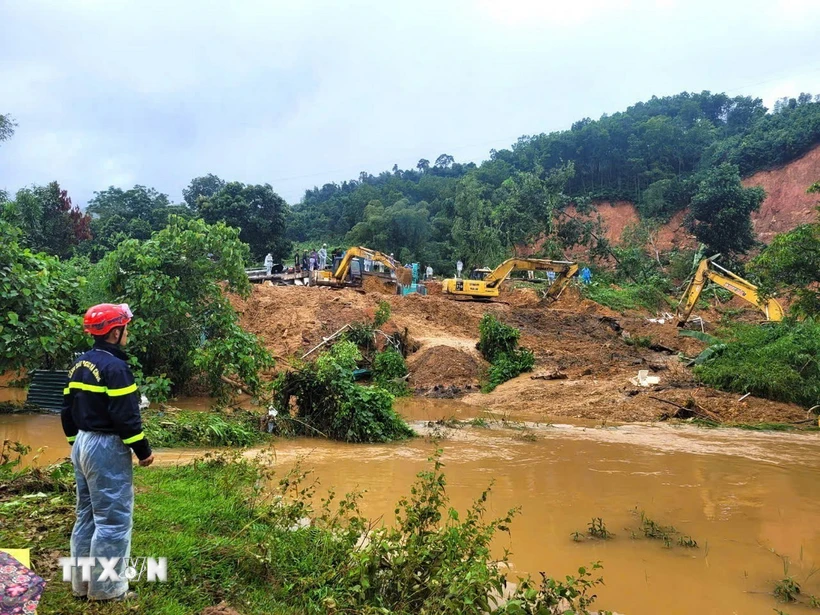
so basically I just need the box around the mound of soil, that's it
[424,280,443,295]
[408,345,487,392]
[363,275,397,295]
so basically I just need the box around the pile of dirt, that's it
[394,265,413,287]
[552,286,619,317]
[363,275,397,295]
[424,280,443,295]
[499,286,541,308]
[407,345,487,392]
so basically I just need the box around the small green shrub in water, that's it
[774,576,801,603]
[587,517,612,540]
[372,346,410,396]
[273,341,414,443]
[502,562,610,615]
[478,314,535,392]
[694,320,820,408]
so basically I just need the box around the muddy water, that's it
[2,400,820,614]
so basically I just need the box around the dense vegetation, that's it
[288,92,820,272]
[694,320,820,408]
[273,341,414,443]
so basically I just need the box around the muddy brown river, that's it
[2,393,819,614]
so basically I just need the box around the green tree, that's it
[0,220,86,373]
[88,216,273,399]
[687,163,764,257]
[1,182,92,258]
[751,199,820,317]
[451,176,505,270]
[0,113,15,145]
[182,174,226,209]
[198,182,290,261]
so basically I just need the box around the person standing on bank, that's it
[456,259,463,279]
[264,252,274,276]
[61,303,153,602]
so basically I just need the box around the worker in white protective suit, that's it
[264,253,274,276]
[318,244,328,270]
[61,303,154,602]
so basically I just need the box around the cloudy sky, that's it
[1,0,819,206]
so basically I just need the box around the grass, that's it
[581,281,672,314]
[694,319,820,408]
[1,452,297,614]
[2,448,618,615]
[142,408,270,447]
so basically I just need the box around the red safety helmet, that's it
[83,303,133,336]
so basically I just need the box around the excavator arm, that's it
[332,246,398,281]
[675,257,784,326]
[444,258,577,300]
[485,258,578,289]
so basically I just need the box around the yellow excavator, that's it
[311,246,402,289]
[675,256,784,326]
[442,258,578,300]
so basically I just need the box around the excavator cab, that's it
[470,267,492,281]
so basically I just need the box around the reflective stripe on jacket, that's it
[60,341,152,460]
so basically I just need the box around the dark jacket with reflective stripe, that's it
[60,341,152,460]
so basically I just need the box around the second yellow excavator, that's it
[311,246,402,289]
[442,258,578,300]
[675,256,784,326]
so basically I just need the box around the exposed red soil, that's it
[519,143,820,255]
[744,144,820,243]
[234,284,807,423]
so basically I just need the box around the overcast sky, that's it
[1,0,819,207]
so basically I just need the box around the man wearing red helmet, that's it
[61,303,153,602]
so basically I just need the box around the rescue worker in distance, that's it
[61,303,154,602]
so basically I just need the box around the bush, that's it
[582,280,670,313]
[273,341,414,442]
[142,409,267,447]
[372,347,410,396]
[0,220,86,373]
[88,215,274,400]
[694,320,820,407]
[478,313,521,362]
[478,314,535,392]
[486,349,535,392]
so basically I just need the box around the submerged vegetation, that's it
[142,408,268,447]
[273,341,414,443]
